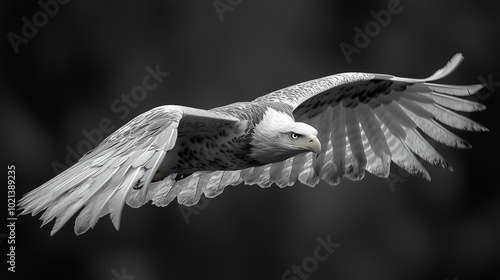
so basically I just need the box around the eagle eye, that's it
[289,132,301,140]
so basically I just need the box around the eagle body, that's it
[19,54,488,235]
[159,101,296,178]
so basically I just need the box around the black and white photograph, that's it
[2,1,500,279]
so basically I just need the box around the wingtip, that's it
[468,84,484,96]
[17,207,28,216]
[420,169,431,181]
[74,223,90,236]
[453,52,464,61]
[111,213,122,232]
[442,161,454,172]
[450,53,465,68]
[424,53,465,82]
[388,53,467,83]
[461,141,473,149]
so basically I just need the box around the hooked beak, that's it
[306,135,322,157]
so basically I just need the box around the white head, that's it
[249,108,321,164]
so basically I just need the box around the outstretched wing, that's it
[19,105,238,235]
[149,54,487,210]
[253,53,487,185]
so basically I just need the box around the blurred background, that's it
[1,0,500,279]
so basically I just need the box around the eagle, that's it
[19,54,488,235]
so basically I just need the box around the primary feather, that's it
[19,53,488,235]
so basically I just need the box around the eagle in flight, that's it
[20,54,487,235]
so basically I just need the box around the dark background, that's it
[1,0,500,279]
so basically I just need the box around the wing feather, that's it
[178,175,202,206]
[381,123,430,179]
[274,158,295,187]
[404,109,471,148]
[73,168,119,235]
[374,105,406,139]
[289,153,309,185]
[345,107,366,179]
[425,83,483,96]
[269,160,289,187]
[127,150,168,208]
[429,91,486,112]
[109,167,144,230]
[360,124,390,178]
[403,128,451,170]
[240,167,256,183]
[198,170,241,200]
[319,137,339,185]
[383,101,417,129]
[396,96,435,119]
[203,171,225,198]
[312,106,334,175]
[420,103,488,131]
[357,103,391,159]
[298,153,318,187]
[219,171,243,190]
[331,105,347,183]
[248,165,272,187]
[28,163,97,216]
[152,177,185,207]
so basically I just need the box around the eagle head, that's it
[249,108,321,164]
